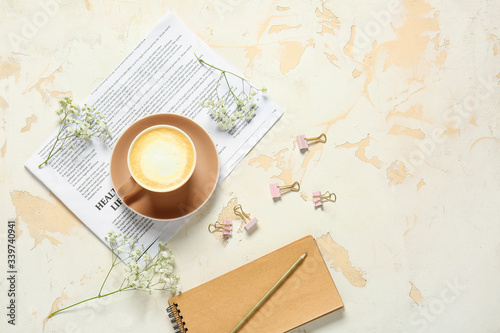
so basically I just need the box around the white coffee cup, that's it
[117,124,197,202]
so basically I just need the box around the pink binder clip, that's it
[222,220,233,235]
[208,220,233,236]
[296,133,327,151]
[234,204,258,231]
[312,191,323,207]
[245,217,258,231]
[269,181,300,199]
[312,191,337,208]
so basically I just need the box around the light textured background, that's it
[1,0,499,332]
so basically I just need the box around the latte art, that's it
[128,126,196,191]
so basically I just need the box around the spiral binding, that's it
[166,303,188,332]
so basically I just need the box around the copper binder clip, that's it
[233,204,258,231]
[297,133,327,150]
[312,191,337,208]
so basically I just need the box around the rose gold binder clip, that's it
[269,181,300,200]
[312,191,336,208]
[297,133,327,151]
[208,220,233,236]
[233,204,258,231]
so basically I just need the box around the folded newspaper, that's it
[25,13,283,252]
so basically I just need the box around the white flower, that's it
[244,110,256,121]
[162,266,173,275]
[99,230,180,300]
[197,58,263,132]
[97,122,107,132]
[127,261,140,270]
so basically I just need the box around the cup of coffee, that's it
[117,124,197,203]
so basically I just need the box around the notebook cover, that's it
[167,235,343,332]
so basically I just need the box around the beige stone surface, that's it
[1,0,500,332]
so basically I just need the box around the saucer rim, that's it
[110,113,219,221]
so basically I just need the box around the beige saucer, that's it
[110,114,219,220]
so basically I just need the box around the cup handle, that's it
[117,177,144,204]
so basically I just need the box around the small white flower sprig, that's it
[47,231,180,319]
[38,97,111,168]
[195,54,267,131]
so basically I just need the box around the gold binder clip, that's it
[269,181,300,199]
[312,191,336,208]
[297,133,327,150]
[208,220,233,236]
[233,204,258,231]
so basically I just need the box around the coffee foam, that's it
[128,127,196,191]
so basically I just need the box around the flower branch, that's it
[195,54,267,131]
[47,231,180,319]
[39,97,111,168]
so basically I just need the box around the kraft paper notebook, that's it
[167,235,343,333]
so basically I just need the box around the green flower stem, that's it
[47,287,132,319]
[56,134,76,142]
[38,114,69,168]
[215,72,224,100]
[222,72,239,101]
[39,136,79,168]
[99,253,119,297]
[48,245,134,319]
[195,54,258,90]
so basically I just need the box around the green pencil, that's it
[231,252,308,333]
